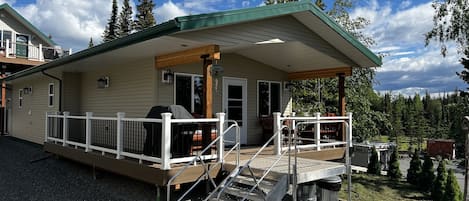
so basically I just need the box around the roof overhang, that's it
[3,0,381,81]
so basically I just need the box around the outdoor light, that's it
[97,76,109,88]
[162,69,174,84]
[211,64,224,77]
[284,81,293,90]
[23,86,32,94]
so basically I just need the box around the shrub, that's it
[407,149,421,185]
[443,169,463,201]
[432,160,447,201]
[367,146,381,175]
[387,148,402,180]
[420,154,435,191]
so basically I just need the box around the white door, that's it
[223,77,247,145]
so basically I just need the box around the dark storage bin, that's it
[143,105,197,158]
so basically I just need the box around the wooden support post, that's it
[338,73,346,141]
[202,55,213,155]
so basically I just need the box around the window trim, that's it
[48,83,54,107]
[256,80,283,117]
[173,72,203,113]
[18,89,23,108]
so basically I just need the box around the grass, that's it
[371,135,427,153]
[339,173,430,201]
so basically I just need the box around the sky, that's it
[1,0,465,97]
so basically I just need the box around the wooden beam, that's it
[287,67,352,80]
[155,45,220,69]
[202,55,213,155]
[338,73,346,141]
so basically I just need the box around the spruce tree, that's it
[103,0,119,42]
[443,169,463,201]
[432,160,448,201]
[134,0,156,31]
[420,154,435,191]
[88,37,94,48]
[387,148,401,180]
[367,146,381,175]
[407,150,421,185]
[118,0,133,37]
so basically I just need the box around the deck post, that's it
[291,112,296,131]
[315,112,321,151]
[346,112,353,201]
[44,112,49,143]
[38,44,44,61]
[5,39,9,58]
[273,112,282,156]
[116,112,125,159]
[161,113,172,170]
[85,112,93,152]
[62,112,70,146]
[216,113,225,162]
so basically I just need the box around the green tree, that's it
[367,146,381,175]
[387,148,401,180]
[103,0,119,42]
[134,0,156,31]
[420,154,435,191]
[407,150,421,185]
[118,0,133,37]
[426,0,469,91]
[443,169,463,201]
[88,37,94,48]
[432,160,448,201]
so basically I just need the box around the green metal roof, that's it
[4,0,381,81]
[0,3,56,46]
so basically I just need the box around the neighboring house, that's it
[0,3,70,135]
[2,2,382,198]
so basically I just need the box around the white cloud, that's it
[242,1,250,7]
[155,1,188,23]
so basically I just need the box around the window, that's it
[48,83,54,107]
[174,73,203,114]
[18,89,23,108]
[257,81,281,116]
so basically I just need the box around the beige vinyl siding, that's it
[10,75,59,144]
[79,59,156,117]
[63,72,81,114]
[0,10,51,46]
[156,53,290,145]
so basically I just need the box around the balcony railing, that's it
[45,112,236,170]
[1,39,71,62]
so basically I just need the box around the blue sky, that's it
[3,0,465,97]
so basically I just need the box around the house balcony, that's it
[0,39,71,66]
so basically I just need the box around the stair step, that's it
[232,175,275,194]
[223,186,265,201]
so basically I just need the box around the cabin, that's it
[0,3,70,136]
[3,1,381,200]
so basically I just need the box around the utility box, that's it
[426,139,455,159]
[352,142,396,170]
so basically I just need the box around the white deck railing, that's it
[3,39,71,61]
[273,112,353,155]
[45,111,228,170]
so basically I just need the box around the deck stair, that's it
[208,165,288,201]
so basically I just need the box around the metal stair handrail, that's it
[166,121,240,201]
[205,125,290,201]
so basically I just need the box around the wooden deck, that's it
[44,143,345,186]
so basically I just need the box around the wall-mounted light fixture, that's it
[211,60,224,77]
[23,86,32,94]
[97,76,109,88]
[284,81,293,91]
[161,69,174,84]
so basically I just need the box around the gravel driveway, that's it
[0,136,156,201]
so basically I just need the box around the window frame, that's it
[256,80,283,117]
[18,89,23,108]
[48,83,54,107]
[173,72,203,114]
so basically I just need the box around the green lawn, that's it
[371,135,426,152]
[339,173,429,201]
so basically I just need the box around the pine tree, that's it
[134,0,156,31]
[420,154,435,191]
[432,160,448,201]
[443,169,463,201]
[387,148,401,180]
[367,146,381,175]
[407,150,421,185]
[88,37,94,48]
[118,0,133,37]
[103,0,119,42]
